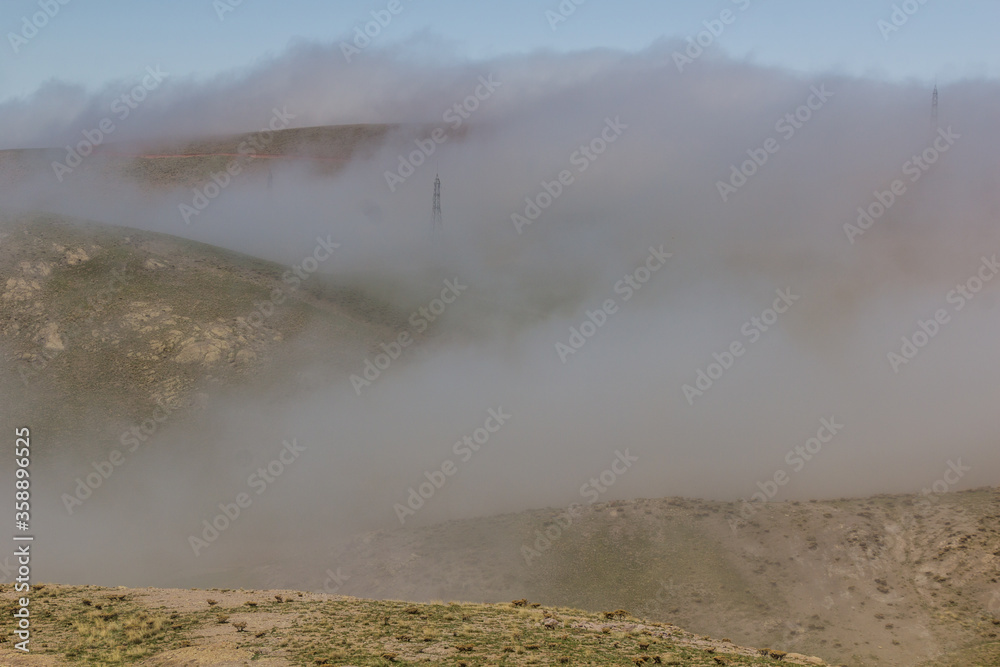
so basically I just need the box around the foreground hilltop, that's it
[0,583,826,666]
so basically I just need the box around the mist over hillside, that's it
[1,32,999,667]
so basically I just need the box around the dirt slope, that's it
[240,489,1000,667]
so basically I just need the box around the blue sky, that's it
[1,0,997,99]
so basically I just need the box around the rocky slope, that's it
[239,489,1000,667]
[0,212,402,462]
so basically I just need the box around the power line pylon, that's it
[432,173,443,235]
[931,84,938,129]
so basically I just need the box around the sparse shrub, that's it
[233,621,247,632]
[244,601,257,608]
[216,614,230,624]
[405,606,419,614]
[456,644,474,652]
[81,599,92,606]
[255,629,268,638]
[525,643,540,650]
[380,652,397,661]
[768,650,786,660]
[639,643,650,650]
[206,599,218,606]
[274,594,283,602]
[511,599,527,607]
[558,658,570,664]
[614,609,629,619]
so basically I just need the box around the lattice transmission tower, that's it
[432,173,443,234]
[931,85,938,128]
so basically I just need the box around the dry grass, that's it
[0,583,808,666]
